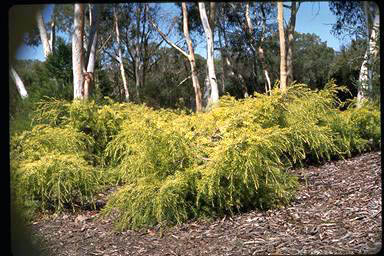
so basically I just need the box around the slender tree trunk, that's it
[83,4,101,100]
[357,2,379,107]
[219,17,248,97]
[286,2,297,85]
[277,2,287,91]
[49,17,55,55]
[134,51,140,101]
[85,4,99,68]
[114,6,130,102]
[218,28,226,94]
[149,3,203,112]
[10,66,28,99]
[245,1,271,95]
[141,6,148,90]
[259,3,272,94]
[199,2,219,106]
[134,5,142,102]
[36,9,51,58]
[72,4,85,100]
[183,3,203,112]
[203,2,217,101]
[237,73,248,97]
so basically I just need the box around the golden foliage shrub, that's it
[11,82,380,228]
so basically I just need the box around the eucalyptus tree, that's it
[149,2,203,112]
[216,2,250,97]
[329,1,380,105]
[10,67,28,99]
[71,4,102,100]
[215,2,277,96]
[101,3,162,102]
[23,6,56,58]
[284,2,300,85]
[198,2,219,106]
[72,4,85,100]
[244,1,274,94]
[277,1,287,91]
[36,9,53,57]
[357,2,379,105]
[113,5,130,101]
[83,4,102,99]
[13,5,55,99]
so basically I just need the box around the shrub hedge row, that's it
[10,81,380,228]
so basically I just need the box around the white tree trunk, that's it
[199,2,219,105]
[114,6,130,102]
[278,2,287,91]
[85,5,100,72]
[83,4,101,100]
[36,9,52,58]
[10,66,28,99]
[357,3,379,106]
[72,4,85,100]
[49,18,55,54]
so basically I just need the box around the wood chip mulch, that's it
[27,151,382,255]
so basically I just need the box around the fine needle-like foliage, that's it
[100,81,380,230]
[10,81,380,228]
[10,124,100,217]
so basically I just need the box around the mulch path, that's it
[27,151,382,255]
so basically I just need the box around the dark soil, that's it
[24,151,382,255]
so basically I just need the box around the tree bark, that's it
[83,4,101,100]
[357,2,379,106]
[10,66,28,99]
[49,17,55,55]
[218,27,226,94]
[114,6,130,102]
[183,3,203,112]
[134,5,142,102]
[199,2,219,106]
[36,9,52,58]
[278,2,287,91]
[286,2,297,85]
[72,4,85,100]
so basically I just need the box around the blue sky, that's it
[15,2,350,61]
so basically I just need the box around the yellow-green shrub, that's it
[11,124,95,162]
[195,126,299,214]
[10,124,100,215]
[14,82,380,229]
[102,81,380,230]
[327,101,381,156]
[104,112,195,184]
[11,153,99,212]
[103,169,198,230]
[32,97,70,126]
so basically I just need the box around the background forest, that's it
[10,1,380,230]
[10,2,380,119]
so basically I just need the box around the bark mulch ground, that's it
[27,151,382,255]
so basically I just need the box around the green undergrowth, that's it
[10,81,380,227]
